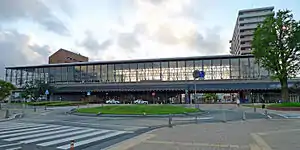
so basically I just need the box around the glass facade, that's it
[5,56,270,88]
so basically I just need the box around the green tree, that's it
[203,93,218,103]
[21,80,55,101]
[252,10,300,102]
[0,80,16,101]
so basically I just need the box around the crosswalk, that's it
[0,122,127,150]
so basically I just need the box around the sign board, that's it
[199,71,205,79]
[193,70,205,79]
[87,91,91,96]
[45,90,49,95]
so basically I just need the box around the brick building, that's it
[49,49,88,64]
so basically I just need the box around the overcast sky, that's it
[0,0,300,79]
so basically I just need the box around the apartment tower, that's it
[230,6,274,55]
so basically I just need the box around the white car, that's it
[134,99,148,104]
[106,99,120,104]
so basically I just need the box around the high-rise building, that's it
[49,48,89,64]
[230,6,274,55]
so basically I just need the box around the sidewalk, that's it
[107,119,300,150]
[241,106,300,119]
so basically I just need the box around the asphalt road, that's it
[0,104,286,150]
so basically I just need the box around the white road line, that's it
[4,127,79,141]
[0,124,45,132]
[37,130,112,147]
[250,133,272,150]
[21,129,96,144]
[5,147,21,150]
[0,126,66,139]
[0,143,21,148]
[57,131,127,150]
[0,125,56,135]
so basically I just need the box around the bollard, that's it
[5,109,9,118]
[222,110,227,123]
[168,114,173,128]
[34,107,36,112]
[77,104,79,108]
[254,107,256,112]
[195,115,198,124]
[70,140,74,150]
[264,110,269,119]
[242,111,246,120]
[44,106,47,110]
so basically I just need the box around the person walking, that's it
[236,98,240,107]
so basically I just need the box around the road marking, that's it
[0,125,57,135]
[257,128,300,136]
[4,127,79,141]
[0,143,20,148]
[144,140,240,148]
[37,130,111,147]
[57,131,126,150]
[250,143,262,150]
[0,126,65,139]
[6,147,21,150]
[250,133,272,150]
[105,133,156,150]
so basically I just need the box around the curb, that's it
[0,113,23,122]
[71,111,204,118]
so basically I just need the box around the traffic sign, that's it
[45,90,49,95]
[199,71,205,79]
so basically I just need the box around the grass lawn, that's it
[268,102,300,108]
[27,101,87,106]
[77,105,201,115]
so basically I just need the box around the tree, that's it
[203,93,218,103]
[21,80,55,101]
[252,10,300,102]
[0,80,16,101]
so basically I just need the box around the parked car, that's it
[106,99,120,104]
[134,99,148,104]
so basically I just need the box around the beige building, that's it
[49,48,89,64]
[230,6,274,55]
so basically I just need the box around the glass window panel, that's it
[161,62,169,81]
[185,60,194,80]
[107,64,114,82]
[67,66,74,83]
[145,62,153,80]
[94,65,101,82]
[169,61,177,81]
[240,58,249,79]
[123,64,130,82]
[195,60,202,71]
[138,63,145,81]
[221,59,230,79]
[115,64,123,82]
[61,67,68,83]
[101,65,107,82]
[74,66,81,82]
[230,58,240,79]
[212,59,221,80]
[153,62,161,80]
[177,61,185,80]
[81,65,87,82]
[130,63,137,82]
[203,60,211,80]
[249,58,259,79]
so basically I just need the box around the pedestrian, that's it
[236,98,240,107]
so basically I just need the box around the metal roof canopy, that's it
[5,54,254,69]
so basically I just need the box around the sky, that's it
[0,0,300,79]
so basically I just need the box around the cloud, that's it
[78,0,227,60]
[0,28,51,79]
[0,0,69,36]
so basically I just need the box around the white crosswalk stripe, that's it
[0,122,127,150]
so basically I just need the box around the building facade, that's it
[230,6,274,55]
[5,55,300,103]
[48,48,89,64]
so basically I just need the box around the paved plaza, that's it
[108,119,300,150]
